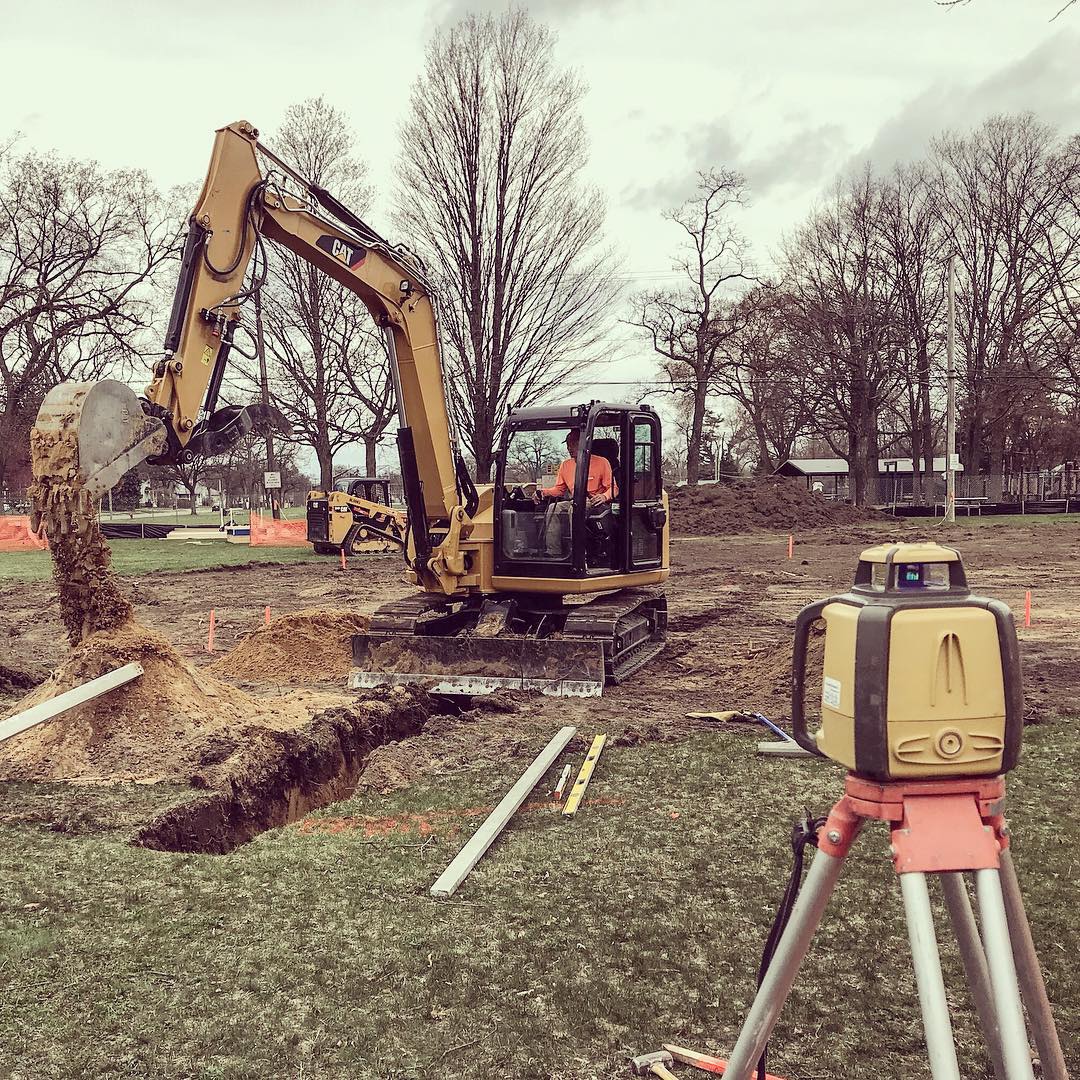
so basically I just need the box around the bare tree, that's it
[631,169,754,485]
[931,114,1079,499]
[251,97,392,489]
[395,10,620,481]
[878,163,947,503]
[714,284,817,472]
[0,146,178,495]
[783,169,903,506]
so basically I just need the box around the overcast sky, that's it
[2,0,1076,472]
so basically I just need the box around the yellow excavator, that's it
[31,121,670,696]
[306,477,406,554]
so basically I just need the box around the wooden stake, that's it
[430,725,577,899]
[206,609,216,653]
[0,663,144,745]
[563,734,608,817]
[340,548,347,571]
[264,605,272,626]
[787,534,794,558]
[1024,590,1032,628]
[553,763,572,799]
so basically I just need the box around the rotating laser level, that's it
[791,543,1023,780]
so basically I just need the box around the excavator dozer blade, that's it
[350,633,606,697]
[30,380,167,529]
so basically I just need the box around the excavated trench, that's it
[20,422,441,855]
[135,691,434,855]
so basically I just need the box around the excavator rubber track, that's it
[350,589,666,697]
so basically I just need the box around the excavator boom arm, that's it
[147,121,461,525]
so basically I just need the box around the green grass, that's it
[941,514,1080,531]
[0,724,1076,1079]
[97,508,307,526]
[0,540,319,581]
[916,513,1080,528]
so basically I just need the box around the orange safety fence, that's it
[0,515,48,552]
[248,511,308,547]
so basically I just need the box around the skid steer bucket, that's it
[350,633,606,697]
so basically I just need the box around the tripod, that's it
[720,775,1069,1080]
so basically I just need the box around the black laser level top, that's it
[791,543,1023,780]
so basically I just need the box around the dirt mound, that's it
[209,609,370,684]
[669,478,884,536]
[0,621,355,783]
[0,622,256,782]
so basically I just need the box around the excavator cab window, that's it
[500,424,580,564]
[494,404,659,579]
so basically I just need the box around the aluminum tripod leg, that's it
[999,850,1069,1080]
[940,872,1008,1080]
[719,846,848,1080]
[975,869,1036,1080]
[900,872,962,1080]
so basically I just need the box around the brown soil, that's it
[135,688,434,853]
[209,608,370,684]
[1,517,1076,833]
[0,620,352,784]
[28,425,132,643]
[669,477,886,536]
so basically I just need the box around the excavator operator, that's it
[532,428,616,557]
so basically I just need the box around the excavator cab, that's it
[494,403,667,579]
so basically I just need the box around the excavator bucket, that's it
[350,633,606,697]
[30,380,167,532]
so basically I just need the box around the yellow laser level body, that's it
[790,543,1023,780]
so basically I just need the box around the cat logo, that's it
[316,234,366,270]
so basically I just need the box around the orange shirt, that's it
[542,455,616,500]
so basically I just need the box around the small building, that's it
[775,457,963,505]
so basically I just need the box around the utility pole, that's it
[945,256,957,524]
[254,289,280,520]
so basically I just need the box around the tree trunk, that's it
[686,384,708,486]
[315,441,333,491]
[988,426,1006,503]
[471,410,497,483]
[751,416,775,474]
[363,437,378,477]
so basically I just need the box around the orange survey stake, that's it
[663,1043,786,1079]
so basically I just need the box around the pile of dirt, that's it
[209,609,370,684]
[0,621,270,782]
[669,477,885,536]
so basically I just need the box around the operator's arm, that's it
[540,460,573,498]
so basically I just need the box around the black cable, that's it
[202,181,268,278]
[754,809,826,1080]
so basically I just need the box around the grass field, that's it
[932,513,1080,528]
[0,541,319,582]
[1,723,1075,1080]
[96,508,308,526]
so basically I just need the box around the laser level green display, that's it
[791,543,1024,780]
